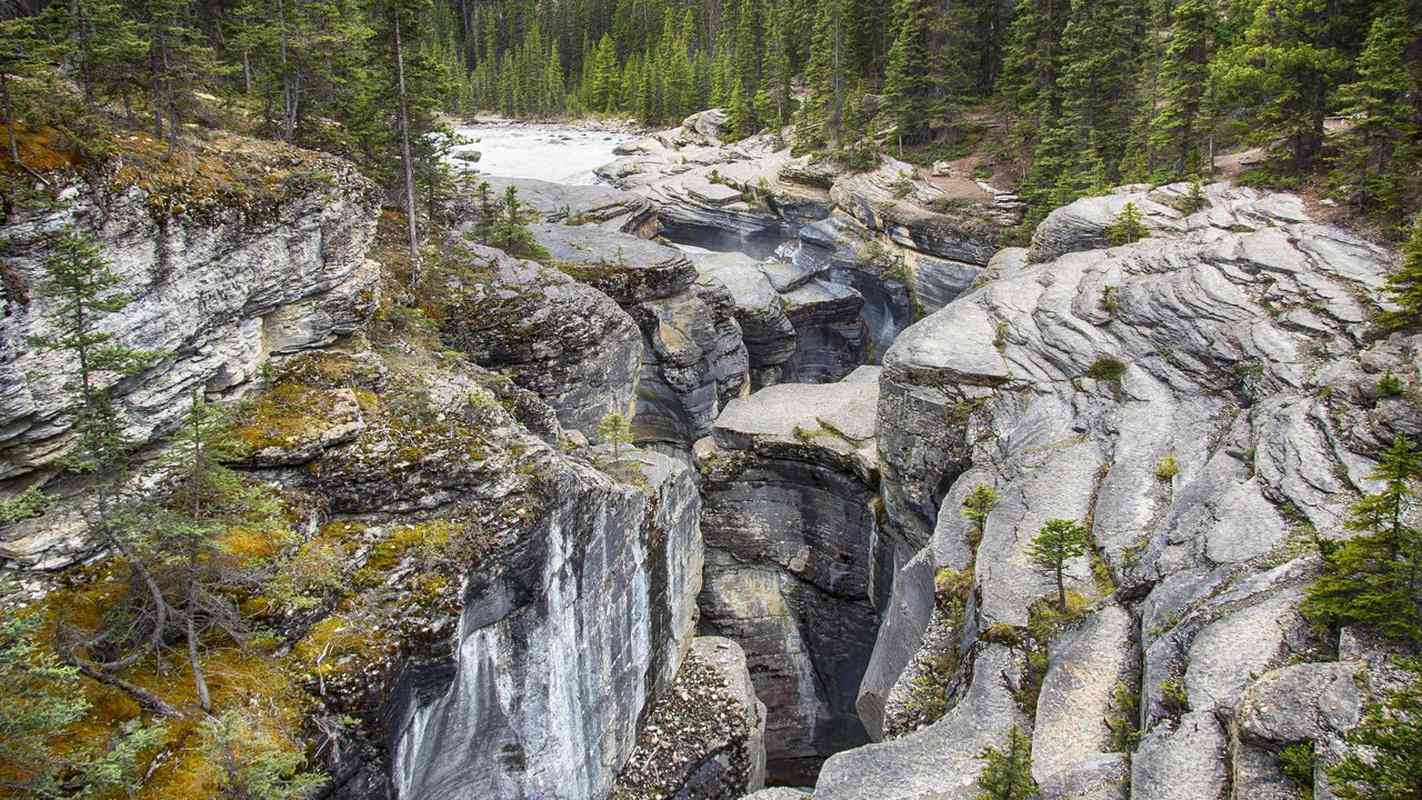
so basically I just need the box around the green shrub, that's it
[1155,454,1180,481]
[1106,202,1149,245]
[1378,369,1405,398]
[1085,356,1128,382]
[1279,741,1316,798]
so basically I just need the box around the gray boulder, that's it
[453,175,659,235]
[611,636,767,800]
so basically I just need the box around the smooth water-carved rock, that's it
[695,369,882,784]
[815,644,1028,800]
[391,449,703,800]
[823,186,1403,798]
[530,223,748,446]
[427,242,643,439]
[611,636,767,800]
[453,175,659,235]
[0,143,380,483]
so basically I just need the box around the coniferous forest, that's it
[1,0,1420,235]
[4,1,1422,799]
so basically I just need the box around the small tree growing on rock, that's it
[597,412,634,462]
[1302,434,1422,642]
[975,725,1039,800]
[1328,658,1422,800]
[962,484,999,548]
[1027,518,1090,613]
[1106,202,1149,246]
[201,709,325,800]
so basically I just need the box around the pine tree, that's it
[0,14,45,168]
[975,725,1039,800]
[1329,0,1418,223]
[27,227,178,719]
[1302,435,1422,642]
[598,411,634,460]
[1027,518,1089,613]
[1148,0,1216,180]
[888,0,968,144]
[1328,658,1422,800]
[798,0,851,150]
[1211,0,1348,174]
[961,484,999,545]
[1380,217,1422,330]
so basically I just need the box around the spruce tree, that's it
[1328,658,1422,800]
[1211,0,1347,174]
[1330,0,1417,223]
[975,725,1039,800]
[1380,217,1422,330]
[1302,435,1422,642]
[27,227,178,718]
[1148,0,1216,180]
[798,0,851,150]
[1027,518,1089,613]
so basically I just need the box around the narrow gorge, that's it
[2,108,1416,800]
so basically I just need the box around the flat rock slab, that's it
[531,222,698,304]
[713,369,881,469]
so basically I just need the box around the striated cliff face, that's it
[818,183,1410,800]
[0,144,381,485]
[529,223,749,446]
[693,366,883,784]
[390,448,703,800]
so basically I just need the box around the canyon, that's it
[1,108,1414,800]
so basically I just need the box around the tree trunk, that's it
[393,7,421,291]
[2,71,18,166]
[277,0,297,141]
[1056,564,1066,612]
[187,605,211,713]
[65,649,183,718]
[242,50,252,95]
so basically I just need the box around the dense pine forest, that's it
[2,0,1421,236]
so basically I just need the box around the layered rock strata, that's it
[694,366,882,783]
[819,184,1405,799]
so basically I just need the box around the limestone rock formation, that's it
[390,446,703,800]
[694,367,881,783]
[425,241,643,440]
[820,184,1404,799]
[0,145,381,484]
[452,174,659,235]
[600,116,1019,349]
[530,223,749,445]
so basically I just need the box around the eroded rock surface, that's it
[819,185,1407,799]
[426,241,643,440]
[0,145,381,484]
[694,368,881,783]
[530,223,748,445]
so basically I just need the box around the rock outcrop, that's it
[817,184,1404,798]
[530,223,749,445]
[601,114,1020,360]
[391,446,703,800]
[694,367,882,783]
[425,241,643,440]
[611,636,767,800]
[0,141,381,485]
[452,175,659,236]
